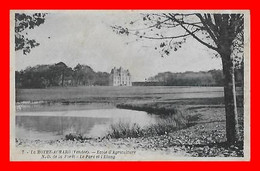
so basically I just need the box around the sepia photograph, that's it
[10,10,250,161]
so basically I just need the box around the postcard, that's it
[10,10,250,161]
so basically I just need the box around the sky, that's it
[14,11,222,81]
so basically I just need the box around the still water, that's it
[16,109,157,140]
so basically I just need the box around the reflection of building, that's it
[109,67,132,86]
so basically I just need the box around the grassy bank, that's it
[110,94,244,157]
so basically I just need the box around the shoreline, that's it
[14,98,244,157]
[15,119,244,158]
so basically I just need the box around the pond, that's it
[15,109,158,141]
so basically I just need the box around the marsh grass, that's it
[116,103,180,116]
[107,109,188,138]
[108,121,144,138]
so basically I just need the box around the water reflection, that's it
[16,109,157,140]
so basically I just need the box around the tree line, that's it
[15,62,110,88]
[147,69,243,87]
[16,62,243,89]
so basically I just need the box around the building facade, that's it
[109,67,132,86]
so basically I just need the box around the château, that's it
[109,67,132,86]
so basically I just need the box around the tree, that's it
[15,62,110,88]
[112,13,245,145]
[15,13,47,54]
[73,64,96,86]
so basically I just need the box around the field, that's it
[16,86,226,102]
[15,86,245,157]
